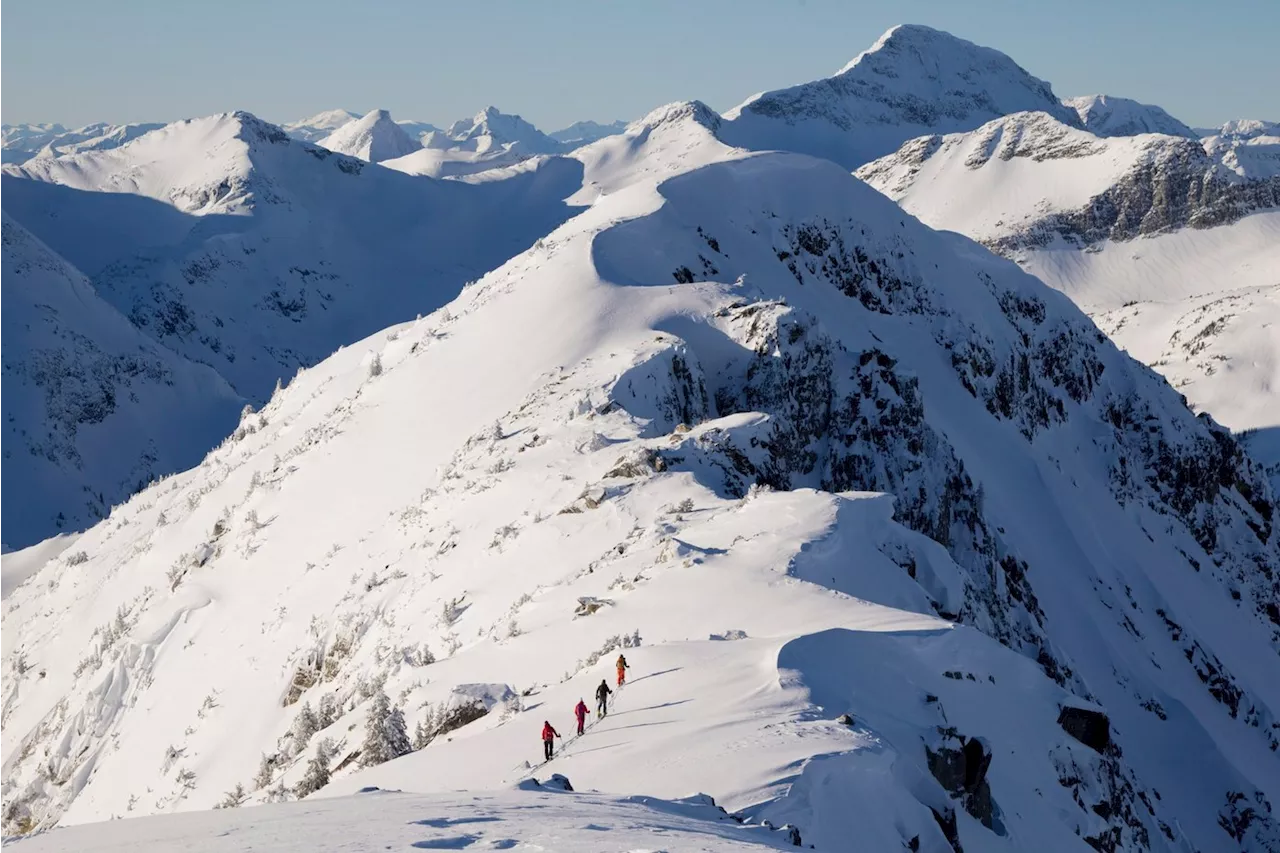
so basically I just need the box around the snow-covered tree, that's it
[318,693,339,729]
[291,701,319,754]
[361,690,410,767]
[252,753,276,790]
[293,744,331,798]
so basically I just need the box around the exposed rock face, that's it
[1057,706,1111,753]
[926,728,999,832]
[988,139,1280,252]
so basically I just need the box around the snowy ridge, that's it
[1063,94,1198,139]
[316,109,422,163]
[719,24,1081,169]
[4,117,1279,851]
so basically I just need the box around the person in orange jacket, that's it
[616,653,629,686]
[574,698,589,735]
[541,720,560,761]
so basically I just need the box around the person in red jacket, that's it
[541,721,560,761]
[574,699,589,735]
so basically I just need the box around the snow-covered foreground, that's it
[4,103,1278,852]
[7,785,804,852]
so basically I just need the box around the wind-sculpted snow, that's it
[719,24,1080,169]
[4,115,1279,851]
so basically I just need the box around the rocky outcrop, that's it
[1057,706,1111,752]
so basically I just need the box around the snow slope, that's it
[4,110,1278,851]
[317,110,421,163]
[1,213,243,547]
[7,786,807,852]
[719,24,1080,170]
[1063,95,1197,139]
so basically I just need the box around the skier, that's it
[574,698,589,735]
[596,679,612,718]
[541,720,560,761]
[616,652,630,686]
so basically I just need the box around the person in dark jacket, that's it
[574,699,589,735]
[596,679,612,718]
[541,721,560,761]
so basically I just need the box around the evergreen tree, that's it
[293,744,331,799]
[291,701,319,754]
[361,690,411,767]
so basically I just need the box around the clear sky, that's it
[3,0,1277,131]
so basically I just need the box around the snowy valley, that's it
[2,21,1279,853]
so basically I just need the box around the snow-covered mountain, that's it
[280,110,359,143]
[1063,95,1197,139]
[444,106,563,155]
[2,122,164,164]
[2,111,582,399]
[549,119,628,148]
[718,24,1081,170]
[856,110,1280,468]
[1210,119,1280,140]
[4,104,1279,852]
[316,109,422,163]
[1,111,584,546]
[383,106,566,178]
[1,214,243,546]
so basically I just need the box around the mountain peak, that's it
[442,107,562,155]
[633,101,723,134]
[318,109,421,163]
[835,22,962,74]
[719,24,1079,169]
[1063,94,1197,139]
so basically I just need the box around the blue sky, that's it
[3,0,1276,130]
